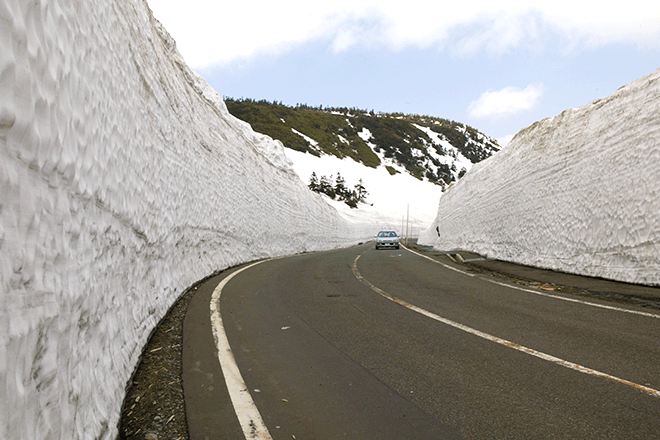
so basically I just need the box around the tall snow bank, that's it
[0,0,371,438]
[420,69,660,286]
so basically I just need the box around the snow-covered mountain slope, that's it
[420,68,660,286]
[224,99,501,188]
[0,1,374,439]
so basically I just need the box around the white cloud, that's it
[147,0,660,68]
[468,84,544,120]
[497,134,516,147]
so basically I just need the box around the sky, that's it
[148,0,660,145]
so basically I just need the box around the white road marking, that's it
[402,245,476,277]
[352,254,660,398]
[402,245,660,319]
[210,260,273,440]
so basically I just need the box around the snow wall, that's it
[0,0,373,438]
[420,68,660,286]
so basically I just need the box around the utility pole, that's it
[406,204,410,246]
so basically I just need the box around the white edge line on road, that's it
[210,260,273,440]
[402,245,660,320]
[402,245,476,277]
[352,254,660,398]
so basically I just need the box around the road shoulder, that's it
[408,243,660,311]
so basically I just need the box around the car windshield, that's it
[378,231,396,237]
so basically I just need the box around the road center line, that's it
[352,254,660,398]
[210,260,273,440]
[402,245,660,320]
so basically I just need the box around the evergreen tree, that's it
[308,172,319,191]
[319,174,336,199]
[308,171,368,208]
[354,179,368,203]
[334,173,348,200]
[344,190,358,209]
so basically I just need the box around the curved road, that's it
[183,243,660,439]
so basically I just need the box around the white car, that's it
[375,231,400,250]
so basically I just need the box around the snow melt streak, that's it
[0,1,369,438]
[420,70,660,286]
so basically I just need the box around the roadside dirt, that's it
[409,243,660,311]
[117,282,198,440]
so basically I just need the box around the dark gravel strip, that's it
[117,273,219,440]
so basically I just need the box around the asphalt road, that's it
[183,243,660,439]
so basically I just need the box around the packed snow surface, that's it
[0,0,374,438]
[420,68,660,286]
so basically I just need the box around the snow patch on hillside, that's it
[420,68,660,286]
[285,149,441,236]
[413,124,472,174]
[292,127,320,150]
